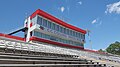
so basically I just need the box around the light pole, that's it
[86,29,92,50]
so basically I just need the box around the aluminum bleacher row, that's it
[0,34,119,67]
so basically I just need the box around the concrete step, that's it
[0,64,106,67]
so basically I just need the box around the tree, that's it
[98,49,105,52]
[106,41,120,55]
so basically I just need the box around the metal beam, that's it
[8,27,28,35]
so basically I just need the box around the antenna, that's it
[25,12,28,19]
[86,29,92,49]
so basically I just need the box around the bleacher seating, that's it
[0,36,120,67]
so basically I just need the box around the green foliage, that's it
[98,49,105,52]
[106,41,120,55]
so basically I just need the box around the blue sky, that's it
[0,0,120,50]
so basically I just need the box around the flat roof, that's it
[30,9,86,34]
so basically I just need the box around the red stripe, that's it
[0,33,107,54]
[84,49,107,54]
[30,36,84,50]
[0,33,25,41]
[30,9,86,34]
[30,22,33,27]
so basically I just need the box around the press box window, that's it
[60,26,62,32]
[50,21,52,29]
[73,31,75,36]
[61,27,64,33]
[48,21,51,28]
[70,30,72,36]
[56,25,59,31]
[64,28,66,34]
[37,16,43,25]
[43,19,47,27]
[52,23,55,30]
[67,29,70,35]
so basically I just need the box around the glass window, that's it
[73,31,75,36]
[41,33,45,38]
[68,40,70,44]
[75,32,77,37]
[61,27,64,33]
[54,24,57,31]
[50,22,53,29]
[71,31,73,36]
[70,41,72,45]
[64,28,67,34]
[43,19,47,27]
[63,28,65,34]
[46,35,49,39]
[50,21,52,29]
[59,38,62,42]
[46,20,48,27]
[60,26,62,33]
[45,34,49,39]
[34,31,37,36]
[70,30,72,36]
[37,16,42,25]
[66,29,68,35]
[72,31,74,36]
[48,21,50,28]
[61,39,64,43]
[57,38,60,42]
[83,34,85,40]
[65,40,67,44]
[39,32,42,38]
[79,33,81,38]
[34,31,40,38]
[81,34,83,39]
[67,29,70,35]
[51,23,54,30]
[56,25,59,31]
[65,40,68,44]
[82,34,85,40]
[71,30,72,36]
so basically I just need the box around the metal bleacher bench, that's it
[0,36,106,67]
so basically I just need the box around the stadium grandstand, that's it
[0,9,119,67]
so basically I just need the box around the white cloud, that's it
[91,18,103,27]
[78,1,82,5]
[91,19,97,24]
[105,1,120,14]
[60,6,65,12]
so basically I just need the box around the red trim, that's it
[84,49,107,54]
[0,33,25,41]
[30,22,33,27]
[30,9,86,34]
[30,36,84,50]
[30,36,107,54]
[0,33,107,55]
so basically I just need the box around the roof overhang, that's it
[30,9,86,34]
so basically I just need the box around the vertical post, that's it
[25,17,31,42]
[86,29,92,50]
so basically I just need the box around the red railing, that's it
[30,36,84,50]
[84,49,107,54]
[0,33,25,41]
[0,33,108,55]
